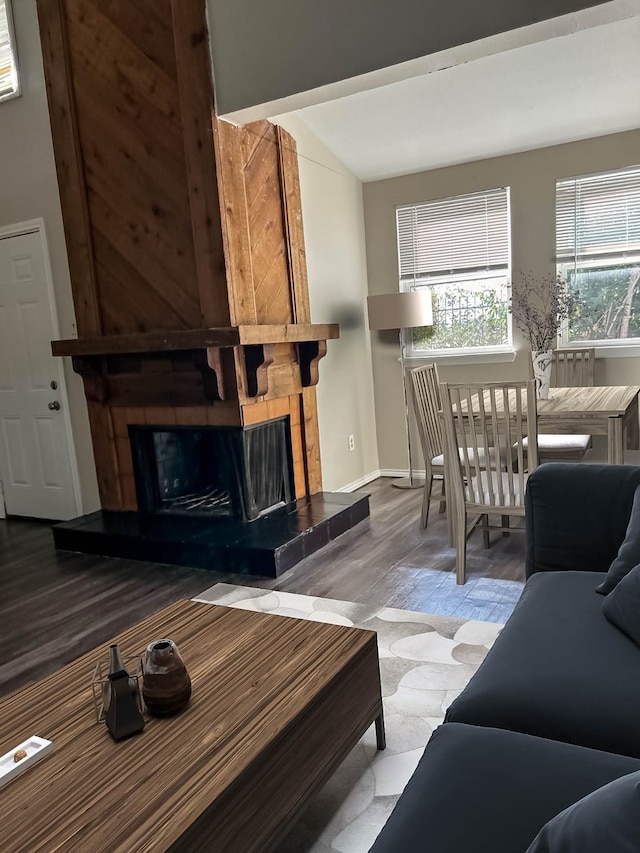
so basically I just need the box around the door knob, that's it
[48,401,61,411]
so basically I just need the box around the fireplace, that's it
[129,418,294,522]
[43,1,371,577]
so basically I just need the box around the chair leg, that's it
[455,504,467,585]
[481,514,490,549]
[438,477,446,514]
[421,475,434,529]
[501,515,510,537]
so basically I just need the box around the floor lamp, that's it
[367,291,434,489]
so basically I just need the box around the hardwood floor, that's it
[0,478,525,698]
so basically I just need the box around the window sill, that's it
[590,345,640,360]
[403,348,516,366]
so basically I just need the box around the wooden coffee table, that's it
[0,600,385,852]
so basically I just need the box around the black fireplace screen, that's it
[129,417,294,522]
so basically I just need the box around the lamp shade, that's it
[367,291,433,331]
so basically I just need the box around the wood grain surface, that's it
[537,385,640,418]
[0,601,382,853]
[462,385,640,419]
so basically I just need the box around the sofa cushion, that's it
[446,571,640,758]
[596,485,640,594]
[602,563,640,648]
[525,464,640,577]
[526,770,640,853]
[369,724,640,853]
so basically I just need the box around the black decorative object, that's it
[142,639,192,716]
[91,645,145,741]
[128,419,294,522]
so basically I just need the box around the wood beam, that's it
[36,0,102,337]
[171,0,231,327]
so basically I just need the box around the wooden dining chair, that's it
[411,364,513,531]
[441,380,538,584]
[527,347,595,461]
[410,364,446,529]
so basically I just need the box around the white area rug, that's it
[194,583,502,853]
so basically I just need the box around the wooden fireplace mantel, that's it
[56,323,339,407]
[51,324,339,358]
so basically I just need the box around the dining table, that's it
[525,384,639,465]
[447,384,640,465]
[441,383,640,545]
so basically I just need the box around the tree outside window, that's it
[557,166,640,347]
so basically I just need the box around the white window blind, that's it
[0,0,19,101]
[396,187,510,284]
[556,166,640,263]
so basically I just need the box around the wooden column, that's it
[37,0,335,508]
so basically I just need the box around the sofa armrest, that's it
[525,463,640,577]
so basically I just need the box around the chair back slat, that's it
[465,388,483,503]
[488,386,504,504]
[440,380,538,510]
[410,364,443,469]
[552,348,596,387]
[525,379,539,470]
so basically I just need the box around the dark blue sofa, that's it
[370,464,640,852]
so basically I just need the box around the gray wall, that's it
[363,128,640,473]
[208,0,608,114]
[0,0,99,513]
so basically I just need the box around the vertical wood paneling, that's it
[36,0,102,337]
[213,119,257,325]
[86,401,122,509]
[302,387,323,494]
[277,126,311,324]
[171,0,231,327]
[243,122,294,326]
[58,0,204,335]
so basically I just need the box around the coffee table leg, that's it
[375,711,386,750]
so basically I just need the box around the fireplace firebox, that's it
[129,417,294,523]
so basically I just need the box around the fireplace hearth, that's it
[53,490,370,577]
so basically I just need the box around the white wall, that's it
[363,128,640,472]
[0,0,99,513]
[272,114,379,490]
[207,0,609,115]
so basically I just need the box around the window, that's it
[557,165,640,347]
[396,187,511,355]
[0,0,19,102]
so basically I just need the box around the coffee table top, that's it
[0,600,377,852]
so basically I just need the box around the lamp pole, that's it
[393,329,422,489]
[367,291,432,490]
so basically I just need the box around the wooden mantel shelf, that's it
[51,323,340,358]
[54,323,339,406]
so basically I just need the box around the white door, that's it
[0,227,78,520]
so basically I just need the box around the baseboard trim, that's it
[379,468,427,479]
[335,470,381,493]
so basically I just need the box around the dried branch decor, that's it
[509,271,581,351]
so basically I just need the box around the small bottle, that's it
[103,643,145,740]
[104,644,139,710]
[108,644,127,677]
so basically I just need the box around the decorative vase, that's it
[142,639,192,716]
[531,350,553,400]
[103,644,145,740]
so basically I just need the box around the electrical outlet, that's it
[348,434,355,452]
